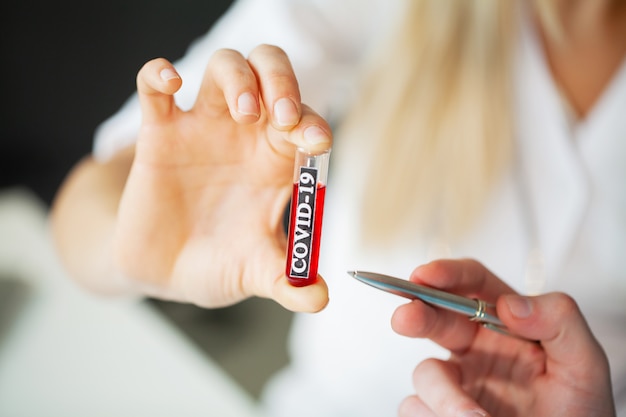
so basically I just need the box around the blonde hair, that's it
[336,0,518,244]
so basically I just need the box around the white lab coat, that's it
[93,1,626,415]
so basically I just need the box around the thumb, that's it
[250,250,329,313]
[136,58,183,124]
[272,274,329,313]
[498,293,608,371]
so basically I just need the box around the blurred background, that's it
[0,0,293,414]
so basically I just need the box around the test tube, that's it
[285,147,331,287]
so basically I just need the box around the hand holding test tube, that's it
[67,47,334,313]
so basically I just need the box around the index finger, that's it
[410,258,516,302]
[392,259,517,352]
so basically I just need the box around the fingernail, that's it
[505,295,532,318]
[304,125,331,146]
[160,68,180,81]
[274,98,299,126]
[237,92,259,116]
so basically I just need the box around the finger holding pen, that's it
[497,292,614,404]
[392,259,616,417]
[391,259,517,352]
[398,293,616,417]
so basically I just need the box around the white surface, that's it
[0,188,263,417]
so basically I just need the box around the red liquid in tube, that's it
[286,183,326,286]
[285,149,330,287]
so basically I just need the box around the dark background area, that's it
[0,0,233,205]
[0,0,294,399]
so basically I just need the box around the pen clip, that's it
[470,300,538,343]
[469,299,502,326]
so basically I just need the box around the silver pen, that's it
[348,270,529,340]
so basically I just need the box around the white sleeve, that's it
[93,0,399,162]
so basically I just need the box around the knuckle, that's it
[250,43,287,58]
[552,292,579,316]
[397,396,420,417]
[465,258,483,269]
[229,66,257,86]
[207,49,257,87]
[414,357,441,378]
[248,44,294,78]
[266,72,296,87]
[138,57,169,78]
[412,358,446,391]
[210,48,245,63]
[207,49,247,75]
[136,58,182,96]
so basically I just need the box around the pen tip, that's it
[347,270,357,277]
